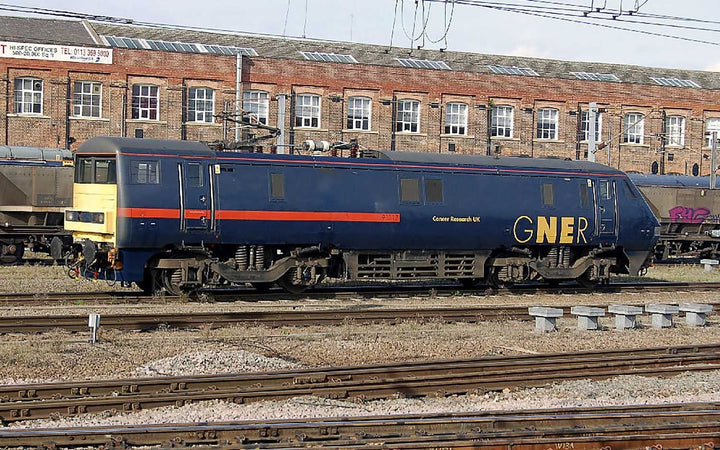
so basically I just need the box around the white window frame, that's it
[536,108,559,140]
[580,110,602,142]
[491,105,514,138]
[73,81,102,118]
[295,94,320,128]
[444,102,467,135]
[347,96,371,131]
[396,99,420,133]
[14,77,43,115]
[665,115,685,147]
[131,84,159,120]
[706,118,720,148]
[243,90,269,125]
[623,113,645,144]
[188,87,214,123]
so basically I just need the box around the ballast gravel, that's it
[1,263,720,429]
[8,369,720,429]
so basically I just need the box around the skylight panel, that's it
[101,36,257,57]
[396,58,451,70]
[488,65,539,76]
[570,72,621,82]
[300,51,358,64]
[650,77,701,88]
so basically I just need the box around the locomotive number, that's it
[513,216,589,244]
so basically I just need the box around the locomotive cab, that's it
[63,153,120,278]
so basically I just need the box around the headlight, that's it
[66,211,104,224]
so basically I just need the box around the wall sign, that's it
[0,41,113,64]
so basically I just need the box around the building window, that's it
[131,84,159,120]
[580,110,602,141]
[536,108,559,140]
[624,113,645,144]
[444,102,467,135]
[665,115,685,146]
[73,81,101,118]
[295,94,320,128]
[396,99,420,133]
[706,118,720,148]
[347,96,371,130]
[188,87,214,123]
[14,77,43,114]
[491,105,514,138]
[243,90,269,125]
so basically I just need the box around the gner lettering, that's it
[512,216,589,244]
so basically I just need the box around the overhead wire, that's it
[425,0,720,46]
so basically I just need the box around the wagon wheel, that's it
[276,268,312,294]
[0,243,24,264]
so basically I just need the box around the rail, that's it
[1,344,719,422]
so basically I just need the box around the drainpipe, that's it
[65,77,71,149]
[276,94,286,154]
[181,82,187,141]
[289,90,295,154]
[121,90,127,137]
[390,95,397,151]
[235,53,242,145]
[4,75,9,145]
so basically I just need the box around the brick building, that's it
[2,15,720,174]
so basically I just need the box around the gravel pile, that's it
[135,348,304,376]
[8,370,720,429]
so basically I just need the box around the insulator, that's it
[234,245,248,270]
[256,246,265,270]
[303,140,330,153]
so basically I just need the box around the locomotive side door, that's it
[179,161,212,231]
[596,178,617,235]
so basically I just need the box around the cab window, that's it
[75,156,117,184]
[131,160,160,184]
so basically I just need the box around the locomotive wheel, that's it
[251,282,273,292]
[576,272,600,289]
[276,270,310,294]
[459,278,482,288]
[161,269,184,296]
[487,268,510,289]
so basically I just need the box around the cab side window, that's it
[131,160,159,184]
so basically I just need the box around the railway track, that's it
[1,299,718,334]
[1,402,719,448]
[1,280,720,307]
[1,344,718,422]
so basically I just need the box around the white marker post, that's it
[88,313,100,344]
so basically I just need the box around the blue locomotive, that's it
[61,137,659,293]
